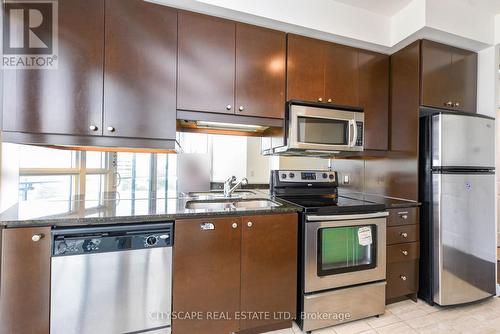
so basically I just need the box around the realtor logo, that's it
[2,0,58,69]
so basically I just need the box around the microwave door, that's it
[290,116,350,150]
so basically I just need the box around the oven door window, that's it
[318,225,377,276]
[297,117,348,145]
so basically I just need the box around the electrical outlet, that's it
[343,175,350,185]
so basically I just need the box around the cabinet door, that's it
[2,0,104,136]
[235,24,286,119]
[104,0,177,139]
[0,227,51,334]
[287,34,325,102]
[359,51,389,151]
[421,40,454,110]
[173,217,241,334]
[391,41,420,153]
[178,12,235,114]
[324,44,359,106]
[451,49,477,113]
[240,214,298,330]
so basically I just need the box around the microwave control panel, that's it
[356,121,364,147]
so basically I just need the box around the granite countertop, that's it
[0,190,301,228]
[339,191,420,208]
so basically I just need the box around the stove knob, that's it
[329,174,335,180]
[322,173,328,179]
[289,172,295,178]
[281,173,287,179]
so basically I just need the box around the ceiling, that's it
[333,0,413,17]
[334,0,500,16]
[465,0,500,14]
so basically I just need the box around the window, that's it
[17,145,177,208]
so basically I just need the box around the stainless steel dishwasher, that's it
[50,223,173,334]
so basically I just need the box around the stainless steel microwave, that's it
[272,101,364,156]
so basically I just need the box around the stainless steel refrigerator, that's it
[419,108,496,306]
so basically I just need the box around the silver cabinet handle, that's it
[400,275,407,281]
[107,126,116,132]
[232,222,238,229]
[89,125,98,132]
[402,250,409,256]
[32,234,44,242]
[400,214,408,220]
[327,98,332,103]
[454,102,460,108]
[247,221,253,228]
[400,232,408,238]
[445,101,453,107]
[318,97,323,102]
[238,106,244,112]
[226,105,232,111]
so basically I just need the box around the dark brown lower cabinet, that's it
[0,227,51,334]
[173,213,298,334]
[240,214,297,331]
[173,217,241,334]
[386,207,420,304]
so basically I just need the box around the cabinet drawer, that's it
[387,207,419,226]
[386,260,418,300]
[387,242,419,263]
[387,225,419,245]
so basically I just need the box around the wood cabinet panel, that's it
[240,214,297,330]
[0,227,51,334]
[286,34,325,102]
[386,260,419,300]
[387,242,420,263]
[235,24,286,119]
[358,50,389,151]
[324,44,359,106]
[387,225,419,245]
[2,0,104,136]
[387,207,419,227]
[390,41,420,153]
[104,0,177,139]
[451,49,477,113]
[178,11,235,114]
[173,217,241,334]
[421,40,454,109]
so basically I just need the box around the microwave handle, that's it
[349,120,357,147]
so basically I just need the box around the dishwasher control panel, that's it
[52,223,173,256]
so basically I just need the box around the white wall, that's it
[0,143,19,212]
[246,137,270,184]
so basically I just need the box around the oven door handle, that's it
[349,119,357,147]
[306,211,389,221]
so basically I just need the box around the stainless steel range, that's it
[271,170,387,332]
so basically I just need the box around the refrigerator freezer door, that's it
[432,114,495,169]
[432,173,496,305]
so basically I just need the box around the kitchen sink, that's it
[187,190,256,198]
[185,198,281,210]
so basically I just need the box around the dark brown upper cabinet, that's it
[359,50,389,151]
[177,12,236,115]
[235,23,286,119]
[104,0,177,140]
[2,0,104,136]
[287,34,359,106]
[0,227,51,334]
[178,11,286,119]
[421,40,477,113]
[287,34,325,102]
[324,44,359,106]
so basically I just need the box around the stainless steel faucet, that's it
[223,176,248,198]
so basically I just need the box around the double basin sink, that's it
[185,190,281,211]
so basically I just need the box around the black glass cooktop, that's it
[278,194,386,214]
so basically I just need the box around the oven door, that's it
[304,212,387,293]
[288,104,364,152]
